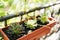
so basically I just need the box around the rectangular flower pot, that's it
[0,18,56,40]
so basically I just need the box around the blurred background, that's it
[0,0,59,27]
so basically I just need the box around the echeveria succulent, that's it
[9,23,24,34]
[25,19,37,29]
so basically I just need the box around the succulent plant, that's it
[40,13,48,23]
[25,19,37,29]
[37,13,49,25]
[9,23,24,34]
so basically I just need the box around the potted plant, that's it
[0,23,26,40]
[36,13,49,25]
[17,17,56,40]
[0,14,56,40]
[25,19,37,29]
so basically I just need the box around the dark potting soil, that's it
[2,21,49,40]
[37,19,49,25]
[2,26,25,40]
[2,23,35,40]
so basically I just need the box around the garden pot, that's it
[0,18,56,40]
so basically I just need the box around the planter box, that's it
[0,18,56,40]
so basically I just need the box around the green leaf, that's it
[33,0,39,3]
[0,2,4,8]
[0,11,5,17]
[8,0,13,6]
[3,0,8,2]
[11,4,16,10]
[3,0,13,6]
